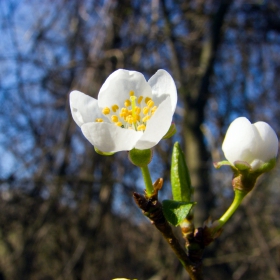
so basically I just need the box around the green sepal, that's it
[215,158,277,174]
[171,142,192,202]
[162,200,195,226]
[213,160,231,169]
[128,148,153,167]
[234,160,251,171]
[163,123,177,139]
[94,148,115,156]
[256,158,277,173]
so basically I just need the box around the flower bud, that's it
[222,117,278,171]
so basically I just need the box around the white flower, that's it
[70,69,177,153]
[222,117,278,171]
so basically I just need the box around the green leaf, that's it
[162,200,195,226]
[171,142,192,202]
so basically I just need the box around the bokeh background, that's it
[1,0,280,279]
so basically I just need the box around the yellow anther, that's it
[137,124,146,131]
[124,99,131,107]
[112,104,119,112]
[126,115,134,124]
[95,118,103,123]
[142,115,150,122]
[145,97,151,104]
[143,107,149,115]
[137,96,143,104]
[102,107,110,115]
[129,90,135,96]
[120,108,128,118]
[151,106,157,115]
[135,106,141,114]
[111,115,118,122]
[147,100,154,108]
[115,122,122,127]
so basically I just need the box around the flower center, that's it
[96,91,157,131]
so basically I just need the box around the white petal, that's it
[222,117,258,165]
[98,69,152,109]
[69,91,103,127]
[253,121,278,161]
[81,122,143,153]
[135,96,173,150]
[148,69,177,113]
[250,159,264,171]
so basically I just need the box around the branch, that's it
[133,184,204,280]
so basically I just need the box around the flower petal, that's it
[98,69,152,109]
[253,121,278,161]
[250,159,264,171]
[69,91,103,127]
[81,122,143,153]
[222,117,258,165]
[135,96,173,150]
[148,69,177,113]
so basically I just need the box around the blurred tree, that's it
[0,0,280,279]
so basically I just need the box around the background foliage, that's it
[1,0,280,279]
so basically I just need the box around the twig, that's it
[133,190,204,280]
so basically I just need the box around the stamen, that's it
[137,96,143,104]
[143,107,149,115]
[102,107,110,115]
[102,90,156,132]
[124,99,131,107]
[112,104,119,112]
[151,106,157,115]
[142,115,150,122]
[135,106,141,114]
[137,124,146,131]
[145,97,151,104]
[111,115,118,122]
[126,115,134,124]
[120,108,128,118]
[130,96,137,119]
[147,100,154,108]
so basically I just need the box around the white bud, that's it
[222,117,278,171]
